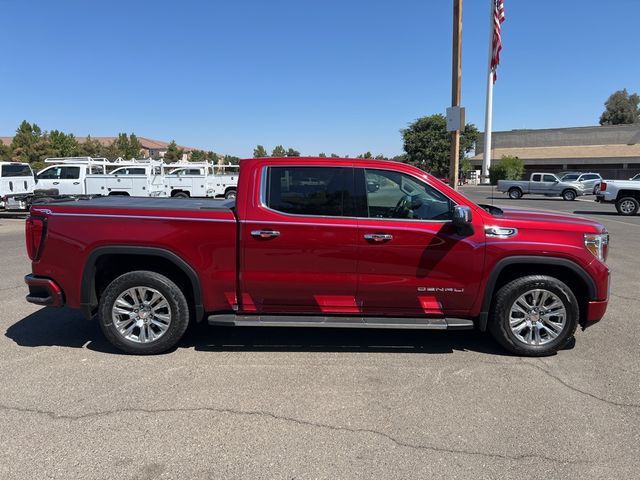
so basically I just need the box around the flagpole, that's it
[481,0,495,184]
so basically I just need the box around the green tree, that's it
[489,155,524,184]
[0,140,11,159]
[111,133,143,159]
[357,151,373,159]
[48,130,79,157]
[599,89,640,125]
[164,140,183,162]
[253,145,268,157]
[78,136,106,158]
[318,152,326,157]
[330,153,339,158]
[10,120,49,164]
[190,149,208,161]
[286,148,300,157]
[401,114,479,176]
[271,145,286,157]
[207,151,220,163]
[223,155,241,164]
[374,154,387,160]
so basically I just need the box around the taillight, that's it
[25,216,46,261]
[600,182,607,192]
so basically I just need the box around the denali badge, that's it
[417,287,464,293]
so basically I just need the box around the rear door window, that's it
[60,167,80,179]
[265,166,356,217]
[531,174,541,182]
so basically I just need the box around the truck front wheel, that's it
[489,275,579,356]
[562,189,577,201]
[508,188,523,199]
[615,197,639,216]
[98,271,190,355]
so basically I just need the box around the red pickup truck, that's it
[24,157,610,356]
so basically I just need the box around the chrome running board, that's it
[207,314,474,330]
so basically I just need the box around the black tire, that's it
[489,275,579,356]
[593,184,600,195]
[508,188,523,199]
[98,271,190,355]
[172,192,189,199]
[562,189,577,201]
[224,189,237,200]
[615,196,639,216]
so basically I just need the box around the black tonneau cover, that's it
[34,195,235,212]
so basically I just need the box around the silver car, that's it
[560,172,602,194]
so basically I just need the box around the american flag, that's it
[491,0,505,82]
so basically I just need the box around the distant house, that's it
[0,135,198,162]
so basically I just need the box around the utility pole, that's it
[448,0,463,190]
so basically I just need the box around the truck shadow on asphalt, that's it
[6,307,511,356]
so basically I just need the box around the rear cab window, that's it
[1,164,32,177]
[265,166,358,217]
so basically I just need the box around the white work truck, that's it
[0,162,36,209]
[86,161,165,197]
[165,163,238,199]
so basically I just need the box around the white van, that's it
[0,162,36,208]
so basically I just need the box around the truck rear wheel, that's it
[172,191,189,199]
[225,189,237,199]
[508,188,522,199]
[489,275,578,356]
[98,271,190,355]
[615,197,639,216]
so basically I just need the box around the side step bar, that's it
[208,314,474,330]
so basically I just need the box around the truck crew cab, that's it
[24,157,610,356]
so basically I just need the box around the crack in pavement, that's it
[519,359,640,409]
[0,402,590,465]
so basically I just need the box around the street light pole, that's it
[449,0,463,190]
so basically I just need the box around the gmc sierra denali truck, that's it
[24,157,611,356]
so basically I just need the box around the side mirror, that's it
[452,205,473,235]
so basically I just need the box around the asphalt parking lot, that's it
[1,190,639,480]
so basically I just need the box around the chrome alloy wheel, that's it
[111,287,172,343]
[508,289,567,346]
[619,199,636,214]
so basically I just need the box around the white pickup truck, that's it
[596,177,640,216]
[165,164,238,199]
[0,162,36,209]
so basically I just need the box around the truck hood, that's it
[493,206,606,233]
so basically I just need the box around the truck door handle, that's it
[53,182,59,185]
[364,233,393,242]
[251,229,280,239]
[73,182,80,185]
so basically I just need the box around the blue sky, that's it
[1,0,638,157]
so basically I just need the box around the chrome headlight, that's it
[584,233,609,262]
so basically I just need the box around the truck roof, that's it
[239,157,425,171]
